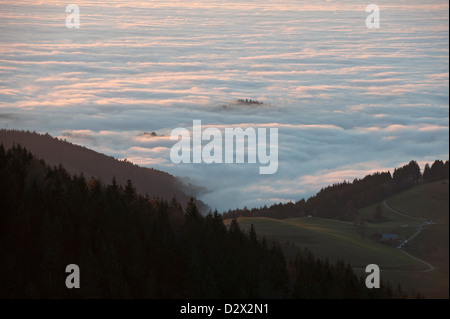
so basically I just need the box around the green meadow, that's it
[225,180,449,298]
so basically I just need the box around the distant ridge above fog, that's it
[0,129,209,213]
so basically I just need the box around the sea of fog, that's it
[0,0,448,211]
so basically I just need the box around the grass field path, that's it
[383,200,435,272]
[383,200,422,222]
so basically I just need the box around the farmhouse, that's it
[382,233,397,240]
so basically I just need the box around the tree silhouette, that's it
[0,143,413,299]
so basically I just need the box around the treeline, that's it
[0,144,408,298]
[236,99,264,105]
[0,129,209,213]
[223,160,449,220]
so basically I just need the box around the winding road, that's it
[382,200,435,272]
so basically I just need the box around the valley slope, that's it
[225,180,449,298]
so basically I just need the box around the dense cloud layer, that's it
[0,0,448,211]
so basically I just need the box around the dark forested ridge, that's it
[0,129,208,212]
[223,160,449,220]
[0,144,409,298]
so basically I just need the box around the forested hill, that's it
[223,160,449,220]
[0,144,410,298]
[0,129,207,212]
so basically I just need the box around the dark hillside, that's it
[0,129,207,212]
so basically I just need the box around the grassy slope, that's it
[387,180,449,223]
[224,180,449,298]
[380,180,449,299]
[225,217,418,271]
